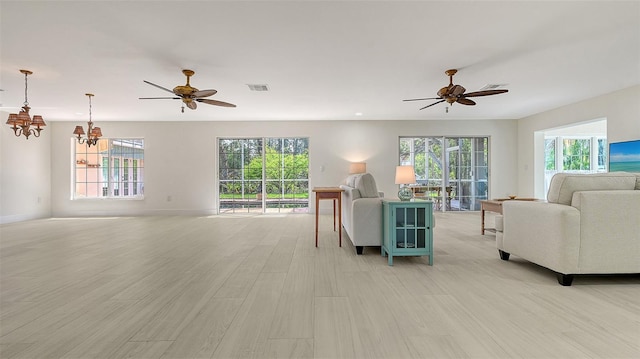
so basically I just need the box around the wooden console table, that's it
[312,187,344,247]
[480,198,538,235]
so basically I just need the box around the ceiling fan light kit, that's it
[6,69,47,140]
[404,68,508,111]
[140,69,236,113]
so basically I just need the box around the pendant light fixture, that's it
[5,69,47,139]
[73,93,103,147]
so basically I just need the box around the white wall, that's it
[40,119,518,218]
[1,111,52,223]
[4,85,636,222]
[516,85,640,198]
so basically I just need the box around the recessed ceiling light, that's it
[355,112,363,116]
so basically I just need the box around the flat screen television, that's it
[609,139,640,173]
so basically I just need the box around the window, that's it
[73,138,144,199]
[400,136,489,211]
[218,137,309,214]
[597,138,607,171]
[543,136,607,193]
[562,138,591,171]
[545,138,556,171]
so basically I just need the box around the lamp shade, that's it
[31,115,46,127]
[349,162,367,174]
[73,126,85,136]
[6,113,19,125]
[91,127,102,137]
[17,111,31,125]
[395,165,416,185]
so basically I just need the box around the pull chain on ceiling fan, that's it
[403,69,508,110]
[140,69,236,113]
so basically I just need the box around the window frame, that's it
[217,137,310,214]
[72,137,145,200]
[399,136,490,211]
[543,135,607,194]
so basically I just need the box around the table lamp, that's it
[395,165,416,201]
[349,162,367,174]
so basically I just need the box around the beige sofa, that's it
[496,172,640,285]
[339,173,383,254]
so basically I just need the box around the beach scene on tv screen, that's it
[609,140,640,172]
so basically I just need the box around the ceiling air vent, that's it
[247,84,269,91]
[479,84,508,91]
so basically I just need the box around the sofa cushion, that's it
[355,173,380,198]
[547,172,637,205]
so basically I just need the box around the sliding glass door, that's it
[400,136,489,211]
[218,137,309,214]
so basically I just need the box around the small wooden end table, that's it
[480,198,539,234]
[480,200,503,235]
[312,187,344,247]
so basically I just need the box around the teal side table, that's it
[381,199,433,266]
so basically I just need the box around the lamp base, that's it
[398,187,413,201]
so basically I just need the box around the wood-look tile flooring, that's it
[1,212,639,359]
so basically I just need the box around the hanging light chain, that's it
[23,71,30,107]
[88,93,93,123]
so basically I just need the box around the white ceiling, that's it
[1,1,639,123]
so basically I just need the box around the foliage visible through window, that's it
[597,138,607,171]
[218,137,309,213]
[74,138,144,198]
[544,136,607,173]
[543,136,607,194]
[400,136,489,211]
[545,139,556,170]
[562,139,591,170]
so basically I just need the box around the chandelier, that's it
[73,93,103,147]
[5,69,47,139]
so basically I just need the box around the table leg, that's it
[337,195,342,247]
[315,196,319,247]
[481,208,485,235]
[332,198,336,231]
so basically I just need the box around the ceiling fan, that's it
[403,69,508,110]
[140,69,236,112]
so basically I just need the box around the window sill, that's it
[72,196,145,201]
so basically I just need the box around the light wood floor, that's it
[1,212,639,359]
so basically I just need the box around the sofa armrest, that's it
[340,185,360,200]
[500,201,581,274]
[350,197,384,246]
[572,190,640,273]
